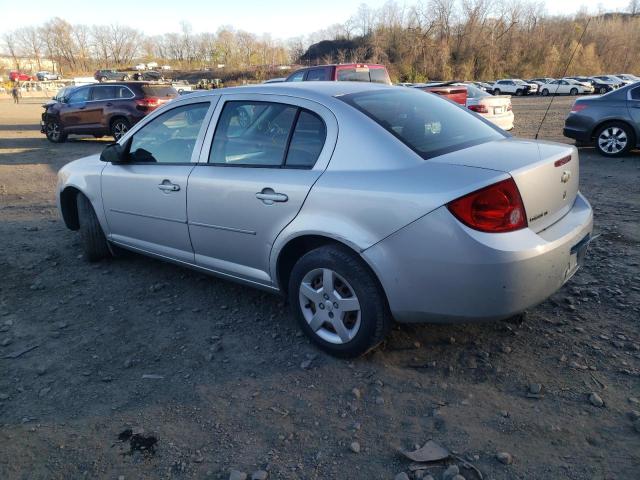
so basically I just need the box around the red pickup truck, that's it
[286,63,392,85]
[413,82,468,105]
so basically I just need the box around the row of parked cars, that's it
[475,74,638,96]
[40,63,638,159]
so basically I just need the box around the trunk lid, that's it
[430,138,579,233]
[477,95,511,115]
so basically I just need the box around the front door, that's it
[101,100,215,263]
[59,86,92,130]
[187,96,335,285]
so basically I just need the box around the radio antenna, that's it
[535,17,591,140]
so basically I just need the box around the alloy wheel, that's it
[46,121,60,142]
[598,126,627,154]
[298,268,361,345]
[113,122,128,140]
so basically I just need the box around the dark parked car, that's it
[41,82,178,143]
[94,69,131,82]
[285,63,391,85]
[564,82,640,157]
[133,70,164,81]
[566,77,615,95]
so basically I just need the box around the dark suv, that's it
[95,69,131,82]
[41,82,178,143]
[285,64,391,84]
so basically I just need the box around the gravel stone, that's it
[589,392,604,407]
[496,452,513,465]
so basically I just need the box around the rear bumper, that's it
[486,112,514,131]
[363,192,593,323]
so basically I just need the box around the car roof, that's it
[178,81,395,102]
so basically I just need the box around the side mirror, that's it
[100,143,126,163]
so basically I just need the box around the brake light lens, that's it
[135,97,162,110]
[447,178,527,233]
[468,104,489,113]
[571,103,588,113]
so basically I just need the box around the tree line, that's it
[2,1,639,82]
[303,0,640,81]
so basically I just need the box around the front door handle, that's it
[158,180,180,192]
[256,188,288,205]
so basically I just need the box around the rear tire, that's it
[45,119,67,143]
[515,89,523,96]
[288,245,391,358]
[76,193,110,262]
[111,118,130,140]
[493,88,500,95]
[100,76,107,82]
[595,122,635,157]
[598,87,607,94]
[541,89,549,96]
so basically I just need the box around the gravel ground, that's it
[0,95,639,480]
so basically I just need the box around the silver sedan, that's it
[57,82,593,357]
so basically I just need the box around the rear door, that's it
[628,85,640,128]
[101,99,216,262]
[187,94,337,285]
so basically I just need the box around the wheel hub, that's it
[298,268,361,345]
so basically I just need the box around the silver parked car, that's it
[57,83,593,357]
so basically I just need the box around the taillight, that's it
[135,97,161,110]
[468,104,489,113]
[447,178,527,233]
[507,103,512,111]
[571,103,588,113]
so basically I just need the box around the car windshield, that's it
[514,80,527,84]
[336,67,391,84]
[338,88,504,160]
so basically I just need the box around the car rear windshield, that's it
[142,85,178,98]
[338,88,505,159]
[337,67,391,84]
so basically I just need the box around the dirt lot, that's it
[0,95,639,480]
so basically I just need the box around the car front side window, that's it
[67,88,90,104]
[127,102,210,164]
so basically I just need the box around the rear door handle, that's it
[256,188,288,205]
[158,180,180,192]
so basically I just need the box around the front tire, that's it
[100,76,107,82]
[288,245,391,358]
[493,88,500,95]
[541,89,549,96]
[570,88,578,96]
[515,89,523,96]
[595,123,635,157]
[76,194,110,262]
[45,119,67,143]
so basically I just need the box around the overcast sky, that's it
[0,0,632,39]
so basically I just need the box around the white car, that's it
[172,80,192,93]
[460,83,514,131]
[492,79,538,96]
[134,63,147,71]
[161,65,172,71]
[539,79,593,96]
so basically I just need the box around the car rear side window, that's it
[115,86,134,99]
[210,101,298,167]
[337,67,371,82]
[306,68,329,81]
[339,88,504,159]
[286,111,326,168]
[141,85,178,99]
[370,68,391,84]
[631,87,640,100]
[92,86,116,101]
[128,102,210,163]
[288,71,305,82]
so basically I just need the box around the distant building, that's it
[0,54,58,72]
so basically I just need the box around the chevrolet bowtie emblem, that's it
[561,171,571,184]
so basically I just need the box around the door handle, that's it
[256,188,288,205]
[105,102,113,107]
[158,180,180,192]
